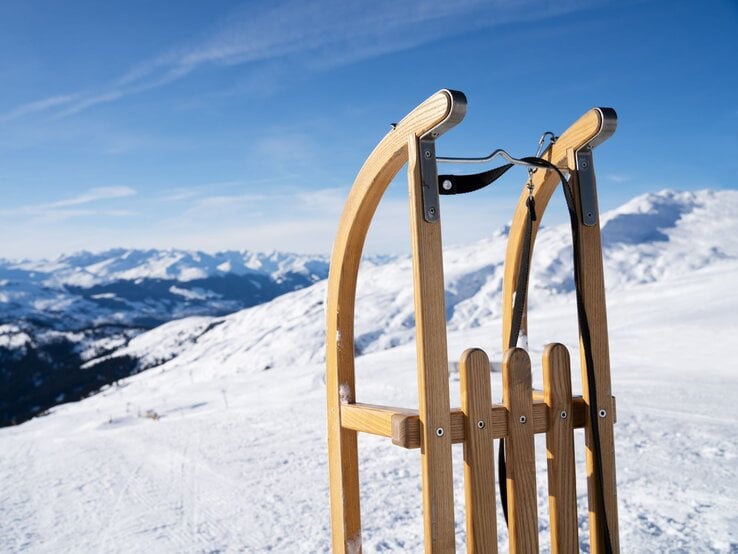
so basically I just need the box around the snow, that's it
[1,189,738,552]
[0,324,32,349]
[168,285,221,301]
[1,247,330,303]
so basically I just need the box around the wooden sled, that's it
[326,89,620,553]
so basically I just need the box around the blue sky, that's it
[0,0,736,259]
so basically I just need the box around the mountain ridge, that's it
[92,188,738,377]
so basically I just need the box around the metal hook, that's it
[529,131,558,177]
[536,131,557,157]
[437,148,550,172]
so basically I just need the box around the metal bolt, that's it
[428,207,436,216]
[519,415,527,424]
[436,427,445,437]
[424,150,432,159]
[560,410,568,419]
[581,160,589,170]
[477,420,485,430]
[599,409,607,418]
[442,179,453,191]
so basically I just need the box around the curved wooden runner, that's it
[326,89,466,553]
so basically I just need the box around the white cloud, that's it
[45,186,137,208]
[0,0,611,121]
[0,186,137,222]
[0,94,80,123]
[605,174,631,184]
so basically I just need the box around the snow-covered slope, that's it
[1,189,737,552]
[99,189,738,376]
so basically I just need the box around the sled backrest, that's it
[326,89,620,553]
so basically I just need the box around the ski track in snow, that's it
[2,190,738,552]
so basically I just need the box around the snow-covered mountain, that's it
[96,189,738,376]
[1,248,330,330]
[1,188,736,552]
[0,248,333,425]
[7,248,331,287]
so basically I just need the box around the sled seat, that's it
[341,382,616,450]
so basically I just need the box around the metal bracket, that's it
[419,137,440,222]
[574,106,617,227]
[575,146,598,226]
[415,89,467,223]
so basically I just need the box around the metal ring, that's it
[519,415,527,424]
[599,409,607,418]
[477,420,485,429]
[435,427,445,437]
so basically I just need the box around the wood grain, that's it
[569,169,620,554]
[459,348,498,554]
[340,402,417,438]
[543,343,579,554]
[503,347,539,554]
[326,90,463,553]
[408,136,455,553]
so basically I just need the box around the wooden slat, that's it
[503,347,539,554]
[543,343,579,553]
[408,136,455,553]
[326,90,464,553]
[569,169,620,553]
[459,348,498,554]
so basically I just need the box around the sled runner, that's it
[326,90,619,553]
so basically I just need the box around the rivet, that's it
[477,420,485,429]
[599,409,607,418]
[428,207,436,216]
[560,410,568,419]
[424,150,432,159]
[519,415,527,424]
[435,427,445,437]
[442,179,453,191]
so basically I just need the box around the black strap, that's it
[438,164,513,195]
[508,194,536,350]
[442,156,613,553]
[498,191,537,525]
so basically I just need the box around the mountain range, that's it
[90,188,738,375]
